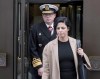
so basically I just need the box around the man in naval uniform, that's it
[29,4,59,79]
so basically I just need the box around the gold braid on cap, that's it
[45,5,49,11]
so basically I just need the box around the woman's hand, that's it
[77,48,84,57]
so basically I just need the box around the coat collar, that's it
[39,22,51,38]
[39,22,56,39]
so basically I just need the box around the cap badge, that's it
[45,5,49,11]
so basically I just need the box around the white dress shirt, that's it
[46,23,54,35]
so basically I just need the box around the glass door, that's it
[14,0,29,79]
[59,2,83,40]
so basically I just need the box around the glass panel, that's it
[59,3,83,40]
[76,6,82,39]
[16,1,29,79]
[17,3,21,79]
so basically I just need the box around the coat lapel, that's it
[39,22,51,39]
[52,38,60,71]
[68,37,77,64]
[69,37,79,79]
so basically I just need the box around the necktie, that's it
[48,26,53,32]
[48,26,53,35]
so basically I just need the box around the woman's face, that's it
[56,22,69,38]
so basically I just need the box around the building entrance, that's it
[14,0,83,79]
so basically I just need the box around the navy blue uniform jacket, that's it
[29,22,56,69]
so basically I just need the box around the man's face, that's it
[42,13,56,24]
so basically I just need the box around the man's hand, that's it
[38,67,43,76]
